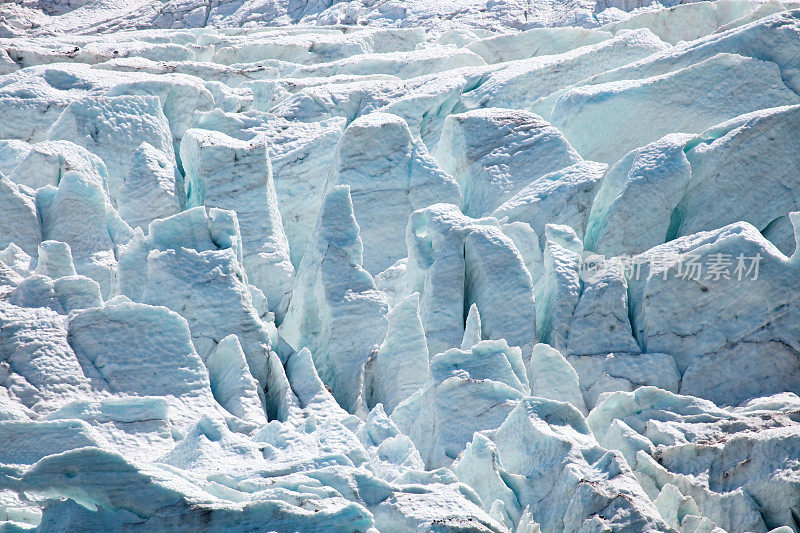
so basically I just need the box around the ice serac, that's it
[47,94,176,206]
[182,128,295,317]
[435,108,582,217]
[55,276,105,314]
[500,228,542,288]
[565,258,641,356]
[116,207,288,414]
[328,112,461,274]
[494,160,607,247]
[280,185,388,413]
[0,243,35,278]
[118,142,182,230]
[461,303,483,350]
[269,67,481,149]
[357,405,425,480]
[117,206,231,301]
[204,334,268,426]
[0,95,68,145]
[587,105,800,258]
[568,352,680,409]
[140,247,274,395]
[465,27,612,63]
[67,301,224,428]
[452,432,523,529]
[597,0,773,45]
[290,45,486,79]
[588,10,800,94]
[585,133,695,257]
[588,387,800,532]
[6,251,100,316]
[527,343,587,415]
[7,140,108,192]
[0,61,213,151]
[35,240,77,279]
[6,274,64,313]
[405,205,466,356]
[403,339,528,468]
[374,258,408,308]
[0,139,31,175]
[548,53,800,164]
[39,396,174,462]
[503,221,547,277]
[0,173,40,258]
[0,301,96,415]
[37,171,130,297]
[129,215,293,421]
[536,224,582,352]
[363,293,429,414]
[628,221,800,406]
[454,397,670,532]
[266,117,347,268]
[284,347,351,425]
[104,71,215,149]
[188,109,346,268]
[676,105,800,240]
[407,203,536,357]
[465,225,538,357]
[460,29,669,111]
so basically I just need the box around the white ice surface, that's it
[2,3,800,532]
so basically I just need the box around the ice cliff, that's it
[2,0,800,531]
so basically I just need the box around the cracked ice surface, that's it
[3,0,800,531]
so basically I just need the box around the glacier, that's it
[2,0,800,531]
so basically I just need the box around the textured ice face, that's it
[3,2,800,532]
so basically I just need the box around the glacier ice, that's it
[181,128,294,315]
[454,397,670,531]
[47,95,176,205]
[588,387,800,531]
[204,335,268,426]
[8,139,108,192]
[545,52,800,164]
[627,221,800,406]
[37,170,128,297]
[0,174,40,257]
[586,104,800,258]
[527,343,587,414]
[280,185,388,413]
[597,0,785,44]
[464,26,613,63]
[35,240,76,279]
[587,10,800,93]
[585,133,696,257]
[399,339,529,468]
[435,108,581,217]
[494,160,607,247]
[329,112,461,273]
[362,293,429,415]
[189,109,347,267]
[459,29,670,111]
[676,105,800,239]
[2,2,800,531]
[118,141,181,230]
[406,203,537,357]
[286,45,487,80]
